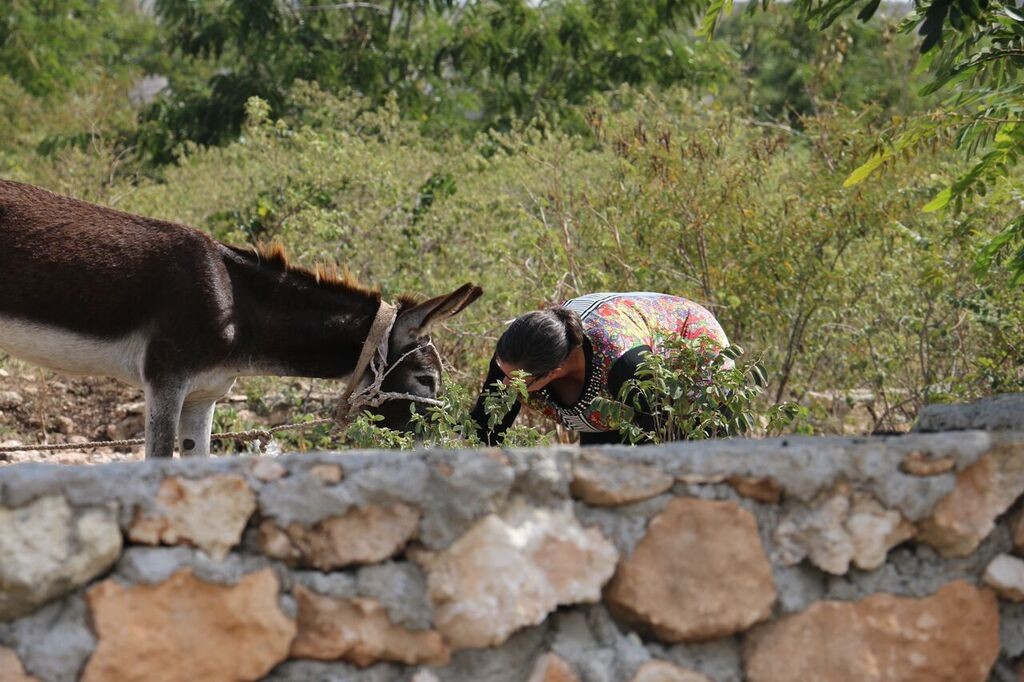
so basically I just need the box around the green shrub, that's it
[341,373,554,449]
[594,340,802,443]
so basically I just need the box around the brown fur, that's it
[240,241,381,299]
[0,178,386,381]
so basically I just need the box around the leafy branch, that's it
[594,340,802,443]
[700,0,1024,282]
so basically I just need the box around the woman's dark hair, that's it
[496,307,584,375]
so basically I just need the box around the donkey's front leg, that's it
[178,399,217,457]
[144,381,189,459]
[178,379,235,457]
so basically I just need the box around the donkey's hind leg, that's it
[144,380,189,459]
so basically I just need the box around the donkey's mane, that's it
[235,241,382,300]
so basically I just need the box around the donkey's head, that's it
[367,283,482,431]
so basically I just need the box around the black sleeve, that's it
[608,345,659,434]
[468,355,521,446]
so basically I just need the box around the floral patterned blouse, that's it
[471,292,730,441]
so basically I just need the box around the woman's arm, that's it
[468,355,521,445]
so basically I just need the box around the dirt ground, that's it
[0,364,142,464]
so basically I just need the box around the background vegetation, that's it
[1,0,1021,445]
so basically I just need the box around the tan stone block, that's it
[630,660,712,682]
[674,473,726,485]
[309,464,344,484]
[918,444,1024,557]
[258,521,301,562]
[743,581,999,682]
[570,454,674,506]
[0,647,38,682]
[258,504,419,570]
[82,569,296,682]
[899,450,956,477]
[774,484,915,574]
[290,584,448,667]
[129,475,256,560]
[727,476,783,504]
[606,497,776,642]
[846,492,915,570]
[251,458,287,482]
[412,502,618,650]
[526,653,579,682]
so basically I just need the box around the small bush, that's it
[340,373,554,450]
[595,340,802,443]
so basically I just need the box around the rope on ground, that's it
[0,437,146,453]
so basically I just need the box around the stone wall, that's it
[1,395,1023,682]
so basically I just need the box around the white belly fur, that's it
[0,315,146,386]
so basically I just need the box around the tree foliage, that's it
[135,0,728,162]
[0,0,154,97]
[715,6,927,123]
[702,0,1024,282]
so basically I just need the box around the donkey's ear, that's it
[393,283,482,341]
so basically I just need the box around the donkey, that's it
[0,179,481,458]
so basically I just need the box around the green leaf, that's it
[697,0,734,38]
[922,188,952,213]
[843,152,888,187]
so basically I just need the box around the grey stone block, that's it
[436,623,547,682]
[0,592,95,682]
[648,637,744,682]
[915,394,1024,432]
[264,660,406,681]
[357,562,433,632]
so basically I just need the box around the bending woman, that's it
[469,292,731,445]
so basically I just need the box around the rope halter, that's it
[333,300,445,425]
